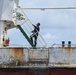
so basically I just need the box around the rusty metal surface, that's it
[0,46,76,67]
[9,48,23,60]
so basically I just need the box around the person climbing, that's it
[30,23,40,47]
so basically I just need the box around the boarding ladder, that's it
[13,6,47,48]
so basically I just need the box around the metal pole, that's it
[18,7,76,10]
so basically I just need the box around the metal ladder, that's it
[13,6,47,48]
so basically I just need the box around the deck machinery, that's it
[0,0,76,75]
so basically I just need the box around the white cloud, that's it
[43,32,57,40]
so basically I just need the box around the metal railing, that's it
[14,7,47,48]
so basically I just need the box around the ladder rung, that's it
[16,8,47,48]
[21,19,29,25]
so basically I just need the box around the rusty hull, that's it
[0,46,76,67]
[0,46,76,74]
[0,67,76,75]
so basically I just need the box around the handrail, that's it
[20,8,47,47]
[18,19,40,47]
[16,7,47,47]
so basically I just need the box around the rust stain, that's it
[61,47,76,56]
[64,47,71,51]
[62,47,76,51]
[9,48,23,60]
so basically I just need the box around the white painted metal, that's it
[0,21,4,47]
[0,0,3,20]
[49,48,76,64]
[29,50,48,60]
[0,0,19,47]
[18,7,76,10]
[1,0,13,20]
[0,48,10,64]
[0,0,19,20]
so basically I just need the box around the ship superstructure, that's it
[0,0,19,47]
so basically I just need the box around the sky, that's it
[7,0,76,47]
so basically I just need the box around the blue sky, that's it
[7,0,76,47]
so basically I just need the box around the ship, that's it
[0,0,76,75]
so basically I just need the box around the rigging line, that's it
[18,7,76,10]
